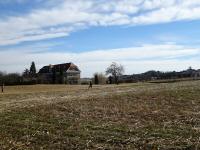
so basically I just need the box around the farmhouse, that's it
[38,62,81,84]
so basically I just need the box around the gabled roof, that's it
[38,63,80,73]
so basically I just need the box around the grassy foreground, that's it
[0,81,200,149]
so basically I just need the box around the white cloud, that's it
[1,0,200,45]
[0,44,199,77]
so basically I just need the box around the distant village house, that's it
[38,62,81,84]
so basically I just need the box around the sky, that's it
[0,0,200,77]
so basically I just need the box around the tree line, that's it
[91,62,124,85]
[0,62,37,85]
[93,64,200,84]
[1,61,198,86]
[132,67,199,81]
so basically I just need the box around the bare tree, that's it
[22,68,30,77]
[106,62,124,84]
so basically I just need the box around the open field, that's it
[0,81,200,149]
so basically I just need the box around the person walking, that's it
[88,81,92,89]
[1,83,4,93]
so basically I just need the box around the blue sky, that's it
[0,0,200,77]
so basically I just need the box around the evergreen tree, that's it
[30,61,36,76]
[94,73,99,84]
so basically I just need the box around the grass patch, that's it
[0,81,200,149]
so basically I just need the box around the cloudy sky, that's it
[0,0,200,77]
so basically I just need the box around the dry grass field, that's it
[0,81,200,149]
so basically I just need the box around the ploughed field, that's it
[0,81,200,149]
